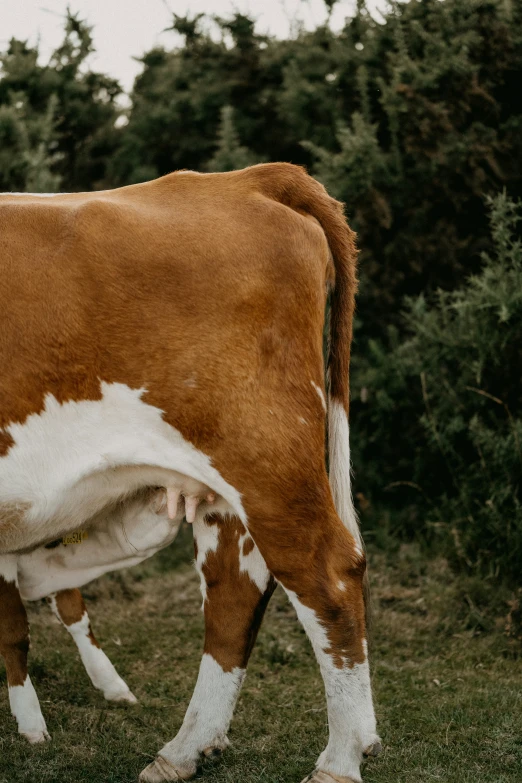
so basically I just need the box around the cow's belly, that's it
[0,382,245,554]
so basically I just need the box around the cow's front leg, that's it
[49,588,137,703]
[0,555,49,743]
[139,514,275,783]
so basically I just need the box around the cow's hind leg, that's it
[248,490,380,783]
[49,588,137,703]
[0,555,49,743]
[140,513,275,783]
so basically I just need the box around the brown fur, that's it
[0,163,366,667]
[0,576,29,687]
[0,582,102,700]
[0,431,14,457]
[200,515,276,672]
[53,588,100,647]
[242,537,255,557]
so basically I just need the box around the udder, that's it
[17,478,222,601]
[152,478,217,524]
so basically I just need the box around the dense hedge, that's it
[351,192,522,583]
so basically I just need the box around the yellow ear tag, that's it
[61,530,89,546]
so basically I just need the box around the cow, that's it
[0,163,381,783]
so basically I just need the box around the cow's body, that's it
[0,164,380,783]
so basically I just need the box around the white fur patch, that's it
[284,590,377,783]
[238,533,270,593]
[0,556,48,741]
[311,380,327,413]
[0,382,245,553]
[328,397,362,553]
[8,676,49,743]
[50,603,135,702]
[157,654,245,773]
[193,517,220,605]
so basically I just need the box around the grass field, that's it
[0,525,520,783]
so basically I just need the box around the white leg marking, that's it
[238,533,270,593]
[328,398,362,555]
[0,556,49,743]
[155,654,245,775]
[49,601,136,703]
[285,590,378,783]
[9,677,50,743]
[193,517,220,606]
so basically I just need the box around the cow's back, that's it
[1,170,328,434]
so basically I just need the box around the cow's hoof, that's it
[300,772,359,783]
[105,687,138,704]
[139,756,195,782]
[22,730,51,744]
[203,746,223,759]
[202,735,230,759]
[363,739,382,757]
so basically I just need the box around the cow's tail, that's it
[245,162,369,621]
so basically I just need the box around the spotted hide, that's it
[0,163,381,783]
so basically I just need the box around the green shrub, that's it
[352,192,522,585]
[0,12,122,191]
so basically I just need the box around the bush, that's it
[0,12,122,192]
[308,0,522,339]
[352,192,522,586]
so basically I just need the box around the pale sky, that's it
[0,1,389,93]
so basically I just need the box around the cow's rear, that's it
[0,164,379,783]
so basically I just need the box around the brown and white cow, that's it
[0,163,381,783]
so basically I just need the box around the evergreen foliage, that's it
[307,0,522,337]
[206,105,261,172]
[352,193,522,583]
[0,11,122,191]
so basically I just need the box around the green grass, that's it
[0,524,520,783]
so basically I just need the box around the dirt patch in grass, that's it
[0,525,520,783]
